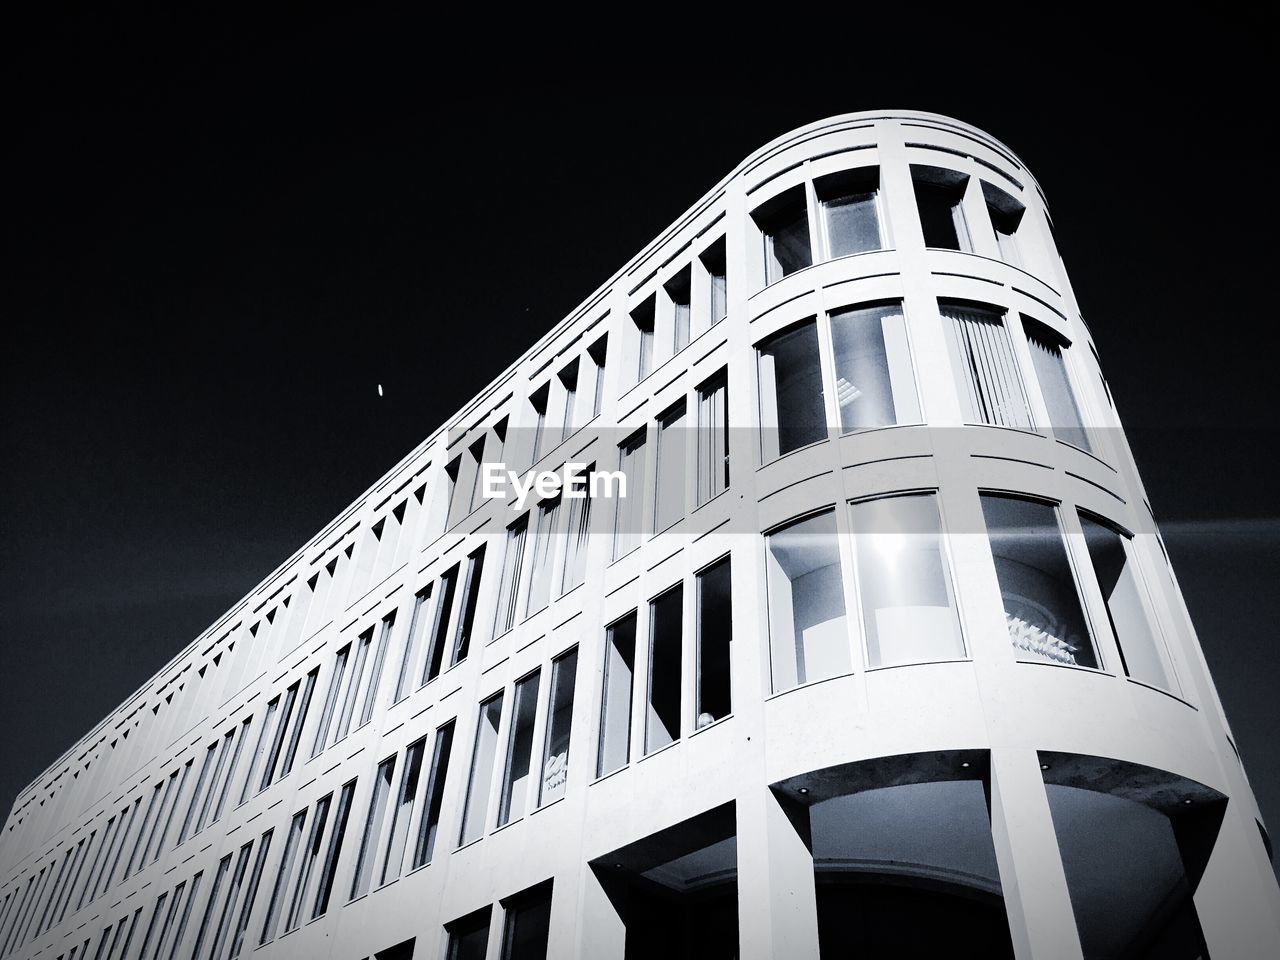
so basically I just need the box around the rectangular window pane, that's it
[210,719,249,825]
[451,546,486,664]
[205,840,252,960]
[260,811,305,945]
[588,338,607,419]
[852,494,964,667]
[380,739,425,885]
[696,558,732,727]
[446,908,491,960]
[758,320,826,460]
[178,745,218,846]
[597,613,636,777]
[498,672,541,827]
[1079,515,1175,691]
[412,722,455,868]
[1024,317,1090,451]
[755,185,811,284]
[311,781,355,920]
[501,883,552,960]
[350,756,396,900]
[423,565,459,683]
[817,168,881,258]
[632,296,655,383]
[394,587,431,702]
[285,795,329,933]
[227,830,272,959]
[334,628,373,741]
[162,870,200,960]
[278,668,317,779]
[700,239,727,325]
[942,302,1033,429]
[666,268,691,354]
[459,694,504,845]
[539,648,577,806]
[153,762,190,862]
[259,682,298,791]
[612,432,647,560]
[653,403,686,533]
[522,500,559,618]
[980,494,1098,669]
[766,510,850,692]
[188,853,231,960]
[558,361,579,442]
[311,645,349,758]
[645,585,683,754]
[358,613,395,726]
[493,518,528,639]
[831,302,920,432]
[912,168,971,251]
[558,468,592,596]
[697,372,729,505]
[529,386,549,466]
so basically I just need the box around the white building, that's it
[1,110,1277,960]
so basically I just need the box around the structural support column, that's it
[987,748,1083,960]
[735,788,820,960]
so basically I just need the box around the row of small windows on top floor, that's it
[751,162,1034,287]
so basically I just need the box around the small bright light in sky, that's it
[377,384,384,397]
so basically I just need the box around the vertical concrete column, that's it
[735,788,820,960]
[987,747,1082,960]
[574,866,626,960]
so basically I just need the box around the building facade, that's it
[2,111,1277,960]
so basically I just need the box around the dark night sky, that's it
[3,11,1276,875]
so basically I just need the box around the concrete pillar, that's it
[575,866,626,960]
[736,788,819,960]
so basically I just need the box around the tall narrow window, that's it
[161,871,201,960]
[335,627,374,741]
[588,337,607,419]
[124,782,163,879]
[466,435,488,515]
[259,681,299,792]
[311,780,354,920]
[350,756,396,900]
[1023,317,1090,451]
[696,558,732,727]
[558,361,579,442]
[653,402,686,533]
[528,384,549,466]
[758,320,826,460]
[539,648,577,806]
[206,841,253,960]
[501,882,553,960]
[444,456,463,530]
[982,181,1026,267]
[135,890,167,960]
[980,494,1098,669]
[1079,514,1176,691]
[394,586,431,702]
[446,907,491,960]
[645,585,683,754]
[311,644,349,758]
[766,510,850,692]
[188,852,231,960]
[700,238,727,326]
[153,762,190,862]
[632,296,655,383]
[278,668,317,779]
[227,830,272,959]
[830,301,920,432]
[380,739,425,886]
[177,745,218,847]
[451,546,486,665]
[558,467,592,596]
[665,267,692,353]
[412,722,455,868]
[358,612,396,726]
[260,811,305,945]
[211,718,250,825]
[612,431,647,560]
[459,694,504,845]
[192,733,233,834]
[597,613,637,777]
[816,167,882,258]
[285,795,329,933]
[941,302,1033,429]
[493,518,528,639]
[696,372,729,505]
[422,564,459,683]
[754,185,812,284]
[522,498,559,619]
[912,166,971,251]
[498,672,541,827]
[851,493,963,667]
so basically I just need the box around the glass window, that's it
[982,181,1025,267]
[558,467,592,596]
[227,830,272,959]
[665,267,692,354]
[285,796,328,933]
[279,670,316,780]
[539,648,577,806]
[380,738,424,886]
[632,296,655,383]
[696,557,732,727]
[597,613,637,777]
[205,840,253,960]
[645,585,683,754]
[558,361,579,443]
[354,615,394,728]
[350,756,396,900]
[653,402,686,533]
[1079,514,1176,691]
[422,564,459,683]
[758,320,826,460]
[446,907,491,960]
[588,338,607,419]
[412,722,455,869]
[830,302,920,432]
[612,431,647,560]
[1023,317,1090,451]
[451,546,486,665]
[259,681,298,792]
[178,745,217,846]
[754,185,811,284]
[912,166,971,251]
[498,672,541,827]
[395,587,431,702]
[334,628,374,741]
[312,645,349,758]
[522,498,559,618]
[816,167,882,258]
[696,372,729,505]
[851,494,963,667]
[528,385,549,466]
[311,780,354,920]
[766,510,850,692]
[459,694,504,846]
[493,518,528,639]
[501,882,553,960]
[700,238,727,326]
[466,436,489,515]
[980,494,1098,668]
[188,852,231,960]
[941,302,1033,429]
